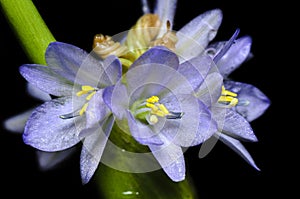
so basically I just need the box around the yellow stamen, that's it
[145,96,170,117]
[146,96,159,103]
[86,91,96,101]
[221,86,237,97]
[218,86,239,107]
[79,103,89,116]
[158,104,169,114]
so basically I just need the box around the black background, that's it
[0,0,290,198]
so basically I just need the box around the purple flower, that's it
[104,46,217,181]
[19,41,122,184]
[194,31,270,169]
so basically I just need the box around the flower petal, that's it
[130,46,179,70]
[127,111,163,145]
[216,132,260,170]
[176,9,223,61]
[149,137,185,182]
[195,72,223,106]
[27,83,51,101]
[154,0,177,37]
[217,36,252,77]
[4,109,34,133]
[178,55,214,90]
[224,81,270,122]
[80,115,114,184]
[23,97,85,151]
[104,84,129,120]
[213,108,257,142]
[161,95,216,147]
[20,64,75,96]
[36,147,77,171]
[85,89,110,130]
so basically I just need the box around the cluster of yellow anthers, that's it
[218,86,239,107]
[76,85,97,115]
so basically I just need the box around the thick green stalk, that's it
[95,124,198,199]
[0,0,55,64]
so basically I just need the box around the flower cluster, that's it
[5,0,270,184]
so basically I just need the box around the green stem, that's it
[0,0,55,64]
[95,123,198,199]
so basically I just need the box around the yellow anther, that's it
[76,90,88,97]
[79,103,89,116]
[86,91,96,101]
[146,96,159,103]
[153,110,166,117]
[149,115,158,124]
[82,85,95,91]
[221,86,237,97]
[218,86,239,107]
[76,85,95,97]
[158,104,169,114]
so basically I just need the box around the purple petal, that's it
[127,111,163,145]
[214,108,257,142]
[126,63,188,101]
[36,147,77,171]
[104,84,129,120]
[27,83,51,101]
[80,115,114,184]
[45,42,89,83]
[224,81,270,122]
[100,55,122,86]
[178,55,215,91]
[149,138,185,182]
[216,132,260,170]
[196,72,223,106]
[84,89,110,130]
[23,97,85,151]
[161,95,216,146]
[217,36,252,77]
[131,46,179,70]
[176,9,223,61]
[20,64,75,96]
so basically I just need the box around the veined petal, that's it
[216,132,260,170]
[224,81,270,122]
[80,115,114,184]
[131,46,179,70]
[127,111,163,145]
[154,0,177,37]
[100,55,122,87]
[104,84,129,120]
[149,137,185,182]
[176,9,223,61]
[85,89,110,130]
[4,109,34,133]
[27,83,51,101]
[214,108,257,142]
[161,95,216,147]
[217,36,252,77]
[45,42,89,83]
[178,55,214,90]
[23,97,85,151]
[20,64,75,96]
[36,147,77,171]
[195,72,223,106]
